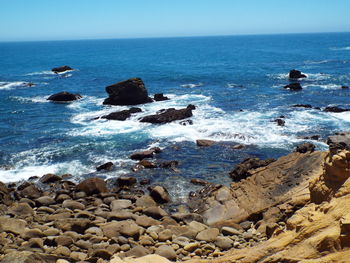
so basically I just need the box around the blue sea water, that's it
[1,32,350,201]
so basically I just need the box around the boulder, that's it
[196,139,215,147]
[138,160,157,168]
[155,245,177,261]
[39,173,62,184]
[273,118,285,126]
[143,206,168,219]
[101,107,142,121]
[196,228,219,242]
[289,69,307,79]
[20,185,42,199]
[284,83,302,91]
[52,65,73,73]
[0,216,26,235]
[159,160,179,169]
[154,93,169,101]
[327,132,350,151]
[149,185,171,203]
[103,78,153,106]
[117,176,137,187]
[229,157,276,182]
[47,92,82,102]
[140,105,195,124]
[96,162,114,171]
[130,148,160,160]
[324,106,350,113]
[295,143,315,153]
[76,177,108,195]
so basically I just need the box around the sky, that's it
[0,0,349,41]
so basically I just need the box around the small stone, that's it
[196,228,219,242]
[155,245,177,261]
[91,249,112,260]
[35,196,55,206]
[184,242,200,252]
[173,236,190,247]
[56,235,74,247]
[22,228,44,240]
[110,199,132,211]
[158,229,173,242]
[221,226,242,236]
[120,244,131,251]
[54,246,71,257]
[143,206,168,219]
[136,215,160,228]
[215,236,234,250]
[62,200,85,210]
[70,251,87,261]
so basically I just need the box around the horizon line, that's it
[1,30,349,44]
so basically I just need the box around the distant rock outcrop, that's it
[140,105,195,124]
[103,78,153,106]
[51,65,73,73]
[47,91,82,102]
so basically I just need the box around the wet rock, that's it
[101,107,142,121]
[154,93,169,101]
[232,144,246,150]
[295,143,315,153]
[0,182,11,205]
[292,104,312,108]
[190,178,210,186]
[159,160,179,169]
[289,69,307,79]
[39,173,62,184]
[130,149,157,160]
[149,185,171,203]
[324,106,350,113]
[155,245,177,261]
[284,83,302,91]
[52,65,73,73]
[139,160,157,168]
[117,176,137,187]
[229,157,276,182]
[103,78,152,106]
[96,162,114,171]
[20,185,42,199]
[76,177,108,195]
[140,105,195,124]
[341,85,349,89]
[273,118,285,126]
[196,139,215,147]
[47,92,82,102]
[179,120,193,126]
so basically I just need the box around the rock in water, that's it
[96,162,114,171]
[51,65,73,73]
[140,105,195,124]
[149,185,171,203]
[154,93,169,101]
[284,83,302,91]
[101,107,142,120]
[103,78,153,105]
[76,178,108,195]
[295,143,315,153]
[324,106,350,113]
[289,69,307,79]
[196,139,215,147]
[47,91,82,102]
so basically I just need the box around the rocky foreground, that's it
[2,134,350,262]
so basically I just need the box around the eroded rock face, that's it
[140,105,195,124]
[103,78,153,106]
[47,92,82,102]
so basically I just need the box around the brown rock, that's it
[62,200,85,210]
[149,185,171,203]
[117,176,137,187]
[9,202,33,216]
[196,228,219,242]
[143,206,168,219]
[22,228,45,240]
[76,177,108,195]
[0,216,26,235]
[130,150,155,160]
[136,215,160,228]
[139,160,157,168]
[39,173,62,183]
[20,184,42,199]
[110,199,132,210]
[54,218,91,234]
[135,195,156,207]
[155,245,177,261]
[91,249,112,260]
[196,139,215,147]
[122,245,150,258]
[96,162,114,171]
[158,229,173,241]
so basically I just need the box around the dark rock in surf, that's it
[96,162,114,171]
[341,85,349,89]
[289,69,307,79]
[101,107,142,121]
[196,139,216,147]
[103,78,153,106]
[140,105,195,124]
[273,118,285,127]
[284,83,302,91]
[130,148,160,160]
[39,174,62,184]
[154,93,169,101]
[229,158,276,182]
[117,176,137,187]
[324,106,350,113]
[149,185,171,203]
[292,104,312,108]
[304,135,320,141]
[295,143,315,153]
[179,120,193,126]
[47,91,82,102]
[51,65,73,73]
[159,160,179,169]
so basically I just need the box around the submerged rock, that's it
[103,78,153,106]
[47,92,82,102]
[292,104,312,108]
[101,107,142,121]
[51,65,73,73]
[140,105,195,124]
[324,106,350,113]
[289,69,307,79]
[273,118,285,126]
[284,83,302,91]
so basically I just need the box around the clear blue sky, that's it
[1,0,349,41]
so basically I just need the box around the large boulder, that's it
[51,65,73,73]
[76,177,108,195]
[140,105,195,124]
[284,83,302,91]
[103,78,153,106]
[101,107,142,121]
[289,69,307,79]
[149,185,171,203]
[47,92,82,102]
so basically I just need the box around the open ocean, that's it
[1,32,350,202]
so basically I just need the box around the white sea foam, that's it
[303,83,340,90]
[269,72,330,81]
[0,81,33,90]
[25,69,74,76]
[227,83,244,88]
[180,83,203,88]
[330,46,350,51]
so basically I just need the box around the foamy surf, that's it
[180,83,203,88]
[0,81,34,90]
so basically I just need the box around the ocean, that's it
[1,32,350,202]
